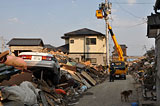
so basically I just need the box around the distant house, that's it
[44,44,56,52]
[7,38,44,56]
[112,44,127,61]
[56,44,69,54]
[112,44,128,56]
[61,28,106,65]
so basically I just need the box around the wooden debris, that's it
[45,95,55,106]
[0,50,9,62]
[81,71,97,86]
[62,68,81,82]
[75,72,91,88]
[39,91,49,106]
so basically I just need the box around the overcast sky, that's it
[0,0,156,56]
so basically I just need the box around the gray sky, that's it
[0,0,156,56]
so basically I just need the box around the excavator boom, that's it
[108,24,124,61]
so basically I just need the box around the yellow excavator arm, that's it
[108,24,124,61]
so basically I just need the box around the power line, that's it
[116,4,141,19]
[113,0,150,20]
[127,21,147,28]
[112,2,154,5]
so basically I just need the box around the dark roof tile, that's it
[7,38,44,46]
[61,28,105,39]
[56,44,69,53]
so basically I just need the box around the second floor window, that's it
[86,38,96,45]
[70,40,74,44]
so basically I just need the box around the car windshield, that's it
[110,62,125,70]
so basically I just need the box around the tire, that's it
[124,75,126,80]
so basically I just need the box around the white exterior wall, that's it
[67,35,106,65]
[69,35,106,54]
[69,53,106,65]
[69,36,84,53]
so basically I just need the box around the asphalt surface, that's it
[75,75,138,106]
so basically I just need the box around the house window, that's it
[86,38,96,45]
[70,40,74,44]
[86,58,97,63]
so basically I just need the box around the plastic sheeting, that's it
[1,81,40,106]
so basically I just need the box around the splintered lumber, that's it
[81,71,97,86]
[57,83,68,88]
[61,68,81,82]
[81,78,92,88]
[62,64,76,71]
[75,72,83,80]
[39,91,49,106]
[0,50,9,60]
[45,95,55,106]
[45,93,61,104]
[75,72,91,88]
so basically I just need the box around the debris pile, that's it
[129,48,156,102]
[0,50,107,106]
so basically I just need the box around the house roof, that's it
[61,28,105,39]
[56,44,69,53]
[7,38,44,46]
[147,14,160,26]
[113,44,128,49]
[44,44,56,51]
[44,44,56,49]
[155,0,160,12]
[120,45,128,49]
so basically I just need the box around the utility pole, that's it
[105,0,110,69]
[96,0,111,68]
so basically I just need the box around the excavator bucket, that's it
[96,10,103,19]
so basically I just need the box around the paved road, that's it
[75,75,138,106]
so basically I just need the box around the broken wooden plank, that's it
[56,83,68,88]
[62,64,76,71]
[45,95,55,106]
[75,72,91,88]
[45,93,61,104]
[0,50,9,60]
[39,91,49,106]
[81,71,97,86]
[61,68,82,83]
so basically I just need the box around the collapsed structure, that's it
[0,50,107,106]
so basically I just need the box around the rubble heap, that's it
[129,48,157,102]
[0,50,107,106]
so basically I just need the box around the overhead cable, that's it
[112,2,154,5]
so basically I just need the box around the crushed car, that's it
[19,52,61,86]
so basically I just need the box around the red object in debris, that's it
[55,89,66,95]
